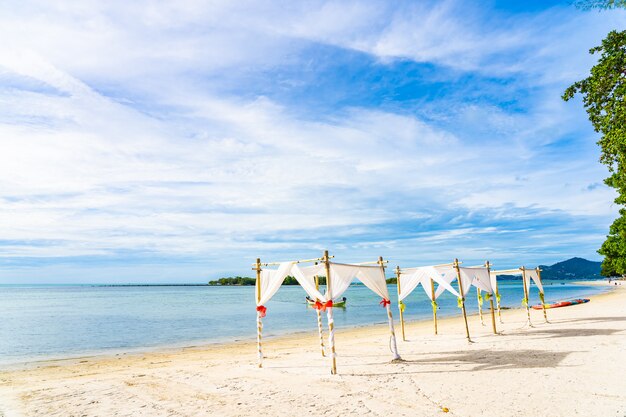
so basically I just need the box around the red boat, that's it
[532,298,589,310]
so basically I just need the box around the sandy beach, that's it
[1,282,624,417]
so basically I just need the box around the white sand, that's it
[1,283,624,417]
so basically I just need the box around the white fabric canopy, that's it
[434,266,466,299]
[525,269,544,293]
[459,267,494,294]
[258,262,294,306]
[398,266,459,302]
[355,265,390,300]
[295,262,390,301]
[257,262,327,306]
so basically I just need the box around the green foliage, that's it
[573,0,626,10]
[208,276,256,286]
[598,209,626,276]
[208,275,328,286]
[563,30,626,276]
[386,277,397,284]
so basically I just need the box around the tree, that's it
[563,30,626,276]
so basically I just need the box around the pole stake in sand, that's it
[395,266,406,341]
[323,250,337,375]
[379,257,401,361]
[521,267,534,328]
[430,277,438,335]
[537,267,549,324]
[485,261,498,334]
[314,274,326,357]
[454,258,472,343]
[254,258,263,368]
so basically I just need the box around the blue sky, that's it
[0,1,624,283]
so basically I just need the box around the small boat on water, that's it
[532,298,589,310]
[306,296,347,308]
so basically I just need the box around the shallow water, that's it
[0,281,608,366]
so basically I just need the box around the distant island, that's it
[209,257,602,286]
[208,276,327,286]
[497,257,602,280]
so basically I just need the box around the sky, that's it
[0,1,625,283]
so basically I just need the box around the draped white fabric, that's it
[398,266,459,301]
[434,266,464,299]
[459,267,494,294]
[257,262,327,305]
[356,265,390,300]
[290,264,327,301]
[525,269,544,293]
[327,263,361,300]
[258,262,294,306]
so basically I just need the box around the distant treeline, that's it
[208,276,328,286]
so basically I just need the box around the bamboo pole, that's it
[537,267,549,323]
[521,267,533,328]
[485,261,497,334]
[454,258,472,342]
[323,250,337,375]
[253,256,332,267]
[492,271,503,324]
[430,277,438,335]
[314,275,325,357]
[395,266,406,341]
[379,257,401,361]
[477,287,485,325]
[254,258,263,368]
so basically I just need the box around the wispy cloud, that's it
[0,0,623,282]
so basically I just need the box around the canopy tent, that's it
[396,264,459,338]
[254,251,401,375]
[298,254,402,374]
[458,263,498,334]
[396,260,472,342]
[489,266,548,327]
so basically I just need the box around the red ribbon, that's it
[256,305,267,318]
[313,300,333,311]
[380,298,391,308]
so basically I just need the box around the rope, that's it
[326,307,337,373]
[316,309,325,357]
[385,305,401,360]
[256,312,263,367]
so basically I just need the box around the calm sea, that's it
[0,281,609,366]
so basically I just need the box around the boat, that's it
[532,298,589,310]
[306,296,347,308]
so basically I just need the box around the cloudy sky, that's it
[1,1,624,283]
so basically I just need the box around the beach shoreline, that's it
[0,280,613,372]
[1,280,624,416]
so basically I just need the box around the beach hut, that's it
[254,251,401,375]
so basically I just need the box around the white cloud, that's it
[0,0,621,281]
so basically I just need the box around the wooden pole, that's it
[485,261,497,334]
[380,257,401,361]
[521,267,533,328]
[395,266,406,341]
[254,258,263,368]
[323,250,337,374]
[430,277,438,335]
[493,271,503,324]
[314,275,325,357]
[454,258,472,342]
[477,287,484,325]
[537,267,549,323]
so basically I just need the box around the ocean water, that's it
[0,281,609,366]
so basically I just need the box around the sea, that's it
[0,281,610,367]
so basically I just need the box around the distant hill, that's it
[498,257,602,280]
